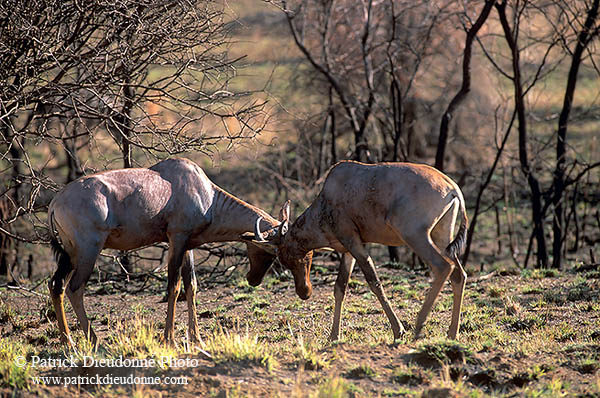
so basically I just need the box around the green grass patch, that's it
[575,357,599,374]
[0,337,33,390]
[487,285,506,298]
[201,329,277,372]
[522,286,544,295]
[566,281,595,302]
[348,279,365,290]
[391,364,426,385]
[519,377,570,398]
[295,335,328,371]
[412,340,474,366]
[509,364,552,387]
[391,285,420,300]
[345,363,377,379]
[106,317,178,367]
[521,269,560,279]
[234,278,259,293]
[314,376,355,398]
[382,387,419,397]
[506,314,547,332]
[552,321,577,343]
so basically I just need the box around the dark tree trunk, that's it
[497,1,548,268]
[387,77,403,262]
[435,0,494,172]
[551,0,599,269]
[463,113,514,265]
[63,127,84,182]
[114,81,134,169]
[0,197,11,279]
[115,81,135,272]
[0,125,22,280]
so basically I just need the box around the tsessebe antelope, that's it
[250,161,468,340]
[48,158,281,347]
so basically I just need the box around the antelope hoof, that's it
[189,332,202,345]
[246,272,263,287]
[412,324,424,341]
[393,327,406,341]
[61,333,77,351]
[164,331,177,347]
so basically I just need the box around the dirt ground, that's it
[1,258,600,397]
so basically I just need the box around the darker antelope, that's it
[48,158,281,347]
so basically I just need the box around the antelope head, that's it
[251,200,313,300]
[242,201,287,287]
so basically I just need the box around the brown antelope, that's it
[251,161,468,341]
[48,158,281,347]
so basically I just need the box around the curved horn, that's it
[255,217,267,242]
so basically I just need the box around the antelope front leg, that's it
[182,250,201,344]
[165,234,187,345]
[330,252,355,341]
[347,243,405,340]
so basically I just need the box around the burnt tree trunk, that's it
[114,80,135,273]
[435,0,494,172]
[497,1,548,268]
[63,124,84,182]
[114,81,135,169]
[551,0,599,269]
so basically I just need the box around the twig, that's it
[1,283,47,298]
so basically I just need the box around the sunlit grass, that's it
[0,337,33,390]
[4,258,600,397]
[313,376,353,398]
[105,317,179,368]
[201,327,277,372]
[295,334,329,371]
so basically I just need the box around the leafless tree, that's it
[435,0,495,172]
[277,0,469,164]
[549,0,599,269]
[0,0,269,267]
[466,0,600,268]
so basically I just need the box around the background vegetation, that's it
[0,0,599,396]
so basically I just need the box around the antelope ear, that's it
[250,241,277,256]
[279,200,291,222]
[240,232,256,241]
[240,234,277,254]
[278,220,289,236]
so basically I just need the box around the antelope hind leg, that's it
[164,234,187,345]
[182,250,201,344]
[447,255,466,340]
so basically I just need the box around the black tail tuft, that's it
[445,202,468,260]
[50,238,72,272]
[49,238,73,294]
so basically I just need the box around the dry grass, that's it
[2,264,600,397]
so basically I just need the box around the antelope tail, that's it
[445,197,468,260]
[48,209,72,291]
